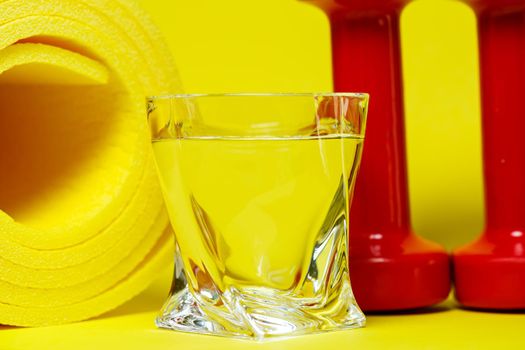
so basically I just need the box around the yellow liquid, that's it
[153,135,363,295]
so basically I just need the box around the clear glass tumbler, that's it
[147,93,368,340]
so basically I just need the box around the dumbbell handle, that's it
[331,14,411,240]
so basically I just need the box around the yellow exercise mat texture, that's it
[0,0,180,326]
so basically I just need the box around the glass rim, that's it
[147,92,369,101]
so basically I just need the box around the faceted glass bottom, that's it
[156,236,365,340]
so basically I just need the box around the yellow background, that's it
[3,0,516,349]
[144,0,485,251]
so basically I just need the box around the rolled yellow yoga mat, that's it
[0,0,180,326]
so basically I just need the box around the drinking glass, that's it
[147,93,368,340]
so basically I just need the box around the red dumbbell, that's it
[304,0,451,311]
[454,0,525,310]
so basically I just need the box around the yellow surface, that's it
[2,271,524,349]
[1,0,521,348]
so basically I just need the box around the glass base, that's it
[156,286,365,340]
[156,247,365,340]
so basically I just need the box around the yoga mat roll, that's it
[0,0,180,326]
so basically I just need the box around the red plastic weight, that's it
[453,0,525,310]
[304,0,451,311]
